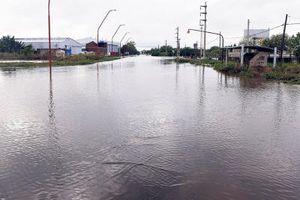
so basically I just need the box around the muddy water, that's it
[0,56,300,200]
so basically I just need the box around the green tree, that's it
[261,34,289,50]
[207,46,222,59]
[121,41,139,55]
[180,47,199,57]
[0,36,24,53]
[288,33,300,61]
[294,46,300,61]
[0,35,34,56]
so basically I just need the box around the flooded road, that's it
[0,56,300,200]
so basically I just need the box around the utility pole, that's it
[165,40,168,56]
[48,0,52,79]
[200,24,203,58]
[280,14,289,66]
[176,27,180,58]
[247,19,250,45]
[200,2,207,58]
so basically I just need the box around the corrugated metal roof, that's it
[16,37,82,47]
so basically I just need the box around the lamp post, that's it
[120,32,129,56]
[188,28,225,60]
[48,0,52,79]
[97,9,117,44]
[110,24,125,56]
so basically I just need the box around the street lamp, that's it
[48,0,52,79]
[119,32,129,56]
[110,24,125,56]
[187,28,224,49]
[187,28,225,61]
[97,9,117,44]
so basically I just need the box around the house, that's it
[84,40,120,56]
[16,37,83,56]
[86,41,107,57]
[226,45,275,67]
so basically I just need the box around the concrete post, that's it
[241,44,245,66]
[273,47,277,68]
[225,48,228,66]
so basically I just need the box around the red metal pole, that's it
[48,0,52,79]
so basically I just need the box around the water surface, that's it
[0,56,300,200]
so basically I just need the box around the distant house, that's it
[227,45,274,67]
[86,41,107,57]
[16,37,83,56]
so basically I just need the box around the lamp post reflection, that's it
[97,63,100,92]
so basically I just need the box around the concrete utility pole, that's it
[97,9,116,44]
[200,24,204,58]
[176,27,180,58]
[241,44,245,66]
[48,0,52,79]
[165,40,168,55]
[280,14,289,66]
[247,19,250,45]
[200,2,207,58]
[273,47,278,68]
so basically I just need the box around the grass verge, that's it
[176,57,300,84]
[0,56,120,68]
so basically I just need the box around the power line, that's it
[287,22,300,26]
[207,36,219,45]
[224,24,284,40]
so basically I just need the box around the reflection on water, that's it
[0,56,300,200]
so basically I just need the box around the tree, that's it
[294,46,300,62]
[180,47,199,57]
[0,36,24,53]
[0,36,34,55]
[206,46,222,59]
[121,41,139,55]
[288,33,300,61]
[159,45,175,56]
[261,34,289,51]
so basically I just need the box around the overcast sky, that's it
[1,0,300,49]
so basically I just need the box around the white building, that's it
[107,42,120,54]
[16,37,83,55]
[244,29,270,40]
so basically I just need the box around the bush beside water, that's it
[176,58,300,84]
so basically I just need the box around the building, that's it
[85,41,107,57]
[244,29,270,45]
[16,37,83,56]
[107,42,120,56]
[227,45,274,67]
[80,39,120,56]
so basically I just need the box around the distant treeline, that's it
[142,45,222,59]
[121,41,140,55]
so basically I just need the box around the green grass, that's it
[176,57,300,84]
[0,56,120,68]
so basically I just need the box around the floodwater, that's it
[0,56,300,200]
